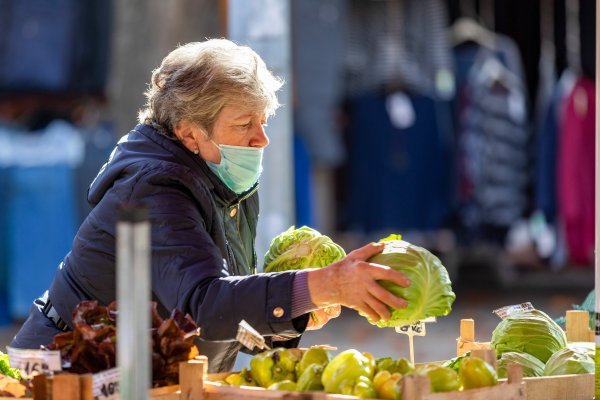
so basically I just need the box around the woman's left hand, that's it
[305,305,342,331]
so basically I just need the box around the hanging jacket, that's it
[12,124,306,372]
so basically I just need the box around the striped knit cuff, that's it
[291,270,318,318]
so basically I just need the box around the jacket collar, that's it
[134,124,256,207]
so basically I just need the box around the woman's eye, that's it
[240,122,252,128]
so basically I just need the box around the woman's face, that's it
[198,105,269,164]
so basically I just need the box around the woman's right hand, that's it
[306,242,410,323]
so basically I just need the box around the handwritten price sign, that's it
[93,368,120,400]
[6,347,61,378]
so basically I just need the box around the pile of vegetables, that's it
[490,307,595,378]
[365,237,456,327]
[0,353,25,398]
[47,300,199,386]
[263,228,456,329]
[263,226,346,272]
[491,309,567,363]
[222,346,498,398]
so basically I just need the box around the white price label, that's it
[395,321,427,336]
[6,347,61,378]
[92,368,120,400]
[493,302,535,320]
[394,317,436,337]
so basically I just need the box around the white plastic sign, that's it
[93,368,120,400]
[6,346,61,378]
[493,302,535,319]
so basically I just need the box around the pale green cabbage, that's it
[497,352,545,378]
[366,239,456,328]
[491,309,567,363]
[263,226,346,272]
[543,342,594,376]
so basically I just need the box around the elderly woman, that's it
[11,39,409,372]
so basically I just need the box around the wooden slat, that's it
[565,310,594,342]
[179,357,206,400]
[79,374,93,400]
[519,373,594,400]
[52,373,80,400]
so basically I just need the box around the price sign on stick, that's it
[93,368,120,400]
[6,347,61,379]
[395,317,436,366]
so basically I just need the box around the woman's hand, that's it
[307,242,410,323]
[305,305,342,331]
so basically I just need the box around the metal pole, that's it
[228,0,294,268]
[595,1,600,398]
[117,206,151,400]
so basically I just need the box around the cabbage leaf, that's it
[497,352,545,378]
[263,226,346,272]
[366,239,456,328]
[543,342,594,376]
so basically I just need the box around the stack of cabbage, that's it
[263,226,346,272]
[365,238,456,327]
[491,309,594,377]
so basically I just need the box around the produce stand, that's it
[457,316,594,400]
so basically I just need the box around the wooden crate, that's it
[457,312,594,400]
[29,356,206,400]
[203,351,525,400]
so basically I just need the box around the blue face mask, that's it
[206,144,263,194]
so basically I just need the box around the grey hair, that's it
[138,38,283,136]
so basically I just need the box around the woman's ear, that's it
[173,120,200,153]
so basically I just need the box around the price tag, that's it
[92,368,120,400]
[493,302,535,319]
[6,346,61,378]
[394,317,436,366]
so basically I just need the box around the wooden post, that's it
[179,357,207,400]
[401,374,431,400]
[566,310,594,342]
[457,319,474,356]
[52,373,80,400]
[80,374,93,400]
[32,374,47,400]
[471,348,497,371]
[506,363,523,384]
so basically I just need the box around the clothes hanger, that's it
[449,0,496,50]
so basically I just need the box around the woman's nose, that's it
[250,124,269,148]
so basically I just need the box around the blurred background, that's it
[0,0,595,365]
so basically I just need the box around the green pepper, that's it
[373,370,403,399]
[375,357,413,375]
[459,357,498,390]
[296,346,331,376]
[267,380,297,391]
[352,375,377,398]
[296,363,325,392]
[224,367,256,387]
[321,349,375,394]
[249,347,303,388]
[418,365,460,393]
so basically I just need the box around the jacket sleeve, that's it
[131,167,308,341]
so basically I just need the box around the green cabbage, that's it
[263,226,346,272]
[366,239,456,327]
[491,309,567,363]
[543,342,594,376]
[0,352,21,381]
[497,352,545,378]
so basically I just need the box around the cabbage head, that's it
[497,352,545,378]
[543,342,594,376]
[263,226,346,272]
[365,239,456,328]
[490,309,567,363]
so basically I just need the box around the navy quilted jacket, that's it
[16,124,306,372]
